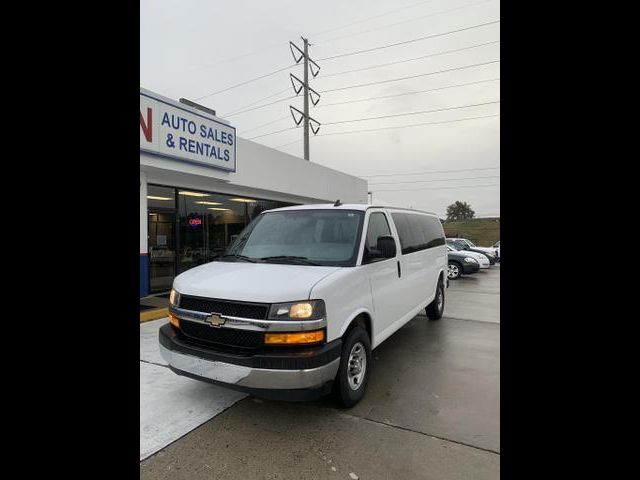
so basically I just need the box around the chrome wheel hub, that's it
[347,342,367,391]
[448,264,459,278]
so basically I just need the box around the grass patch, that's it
[442,218,500,246]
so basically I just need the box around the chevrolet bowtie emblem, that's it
[205,313,226,327]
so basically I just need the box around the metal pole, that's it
[303,37,310,161]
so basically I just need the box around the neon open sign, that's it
[188,217,202,227]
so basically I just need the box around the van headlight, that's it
[268,300,326,320]
[464,257,478,263]
[169,288,180,306]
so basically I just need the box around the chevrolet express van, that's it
[159,204,447,407]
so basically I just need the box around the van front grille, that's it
[179,295,269,320]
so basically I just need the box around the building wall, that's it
[140,138,368,205]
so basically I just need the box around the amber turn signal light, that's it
[169,313,180,329]
[264,330,325,345]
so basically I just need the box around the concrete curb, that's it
[140,308,169,323]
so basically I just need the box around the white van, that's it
[159,203,448,407]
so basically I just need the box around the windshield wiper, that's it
[259,256,321,266]
[215,254,257,263]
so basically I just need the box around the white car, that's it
[160,203,447,407]
[449,237,499,259]
[493,241,500,258]
[446,244,490,268]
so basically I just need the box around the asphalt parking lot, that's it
[140,265,500,479]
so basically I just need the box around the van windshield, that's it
[222,209,365,266]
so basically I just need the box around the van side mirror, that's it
[377,236,396,258]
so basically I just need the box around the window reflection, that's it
[172,188,293,274]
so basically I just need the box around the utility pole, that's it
[289,37,321,161]
[303,37,309,160]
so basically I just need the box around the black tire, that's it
[448,261,462,280]
[426,278,445,320]
[334,325,372,408]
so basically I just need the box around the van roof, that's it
[266,203,438,216]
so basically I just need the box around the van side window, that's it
[363,212,391,262]
[391,213,445,254]
[390,213,413,254]
[421,216,445,248]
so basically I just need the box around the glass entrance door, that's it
[148,210,176,293]
[147,185,177,293]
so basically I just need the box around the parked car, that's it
[447,244,490,269]
[446,247,480,279]
[446,239,497,265]
[160,204,448,407]
[493,241,500,258]
[448,237,499,261]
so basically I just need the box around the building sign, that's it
[140,88,236,172]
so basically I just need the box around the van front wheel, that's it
[334,326,372,408]
[426,280,445,320]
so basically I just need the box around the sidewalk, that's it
[140,293,170,322]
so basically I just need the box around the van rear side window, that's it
[391,213,445,255]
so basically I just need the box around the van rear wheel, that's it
[334,325,371,408]
[426,279,445,320]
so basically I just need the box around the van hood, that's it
[172,261,342,303]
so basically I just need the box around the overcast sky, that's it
[141,0,500,218]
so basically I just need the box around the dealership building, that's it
[140,87,368,297]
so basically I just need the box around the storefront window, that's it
[177,191,247,273]
[146,184,294,289]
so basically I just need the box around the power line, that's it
[321,60,500,93]
[359,166,500,177]
[230,62,500,118]
[317,0,495,46]
[317,114,500,136]
[318,41,500,79]
[192,0,438,73]
[369,175,500,186]
[310,0,438,39]
[223,87,291,116]
[371,183,500,192]
[193,64,297,101]
[314,78,500,109]
[267,115,500,145]
[247,125,300,141]
[225,94,297,118]
[323,100,500,125]
[317,20,500,61]
[248,102,498,140]
[240,115,290,135]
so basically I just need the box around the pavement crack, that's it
[336,410,500,456]
[140,359,169,369]
[440,315,500,325]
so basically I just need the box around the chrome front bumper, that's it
[160,344,340,390]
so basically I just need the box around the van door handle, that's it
[397,261,401,278]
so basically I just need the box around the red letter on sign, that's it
[140,107,152,142]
